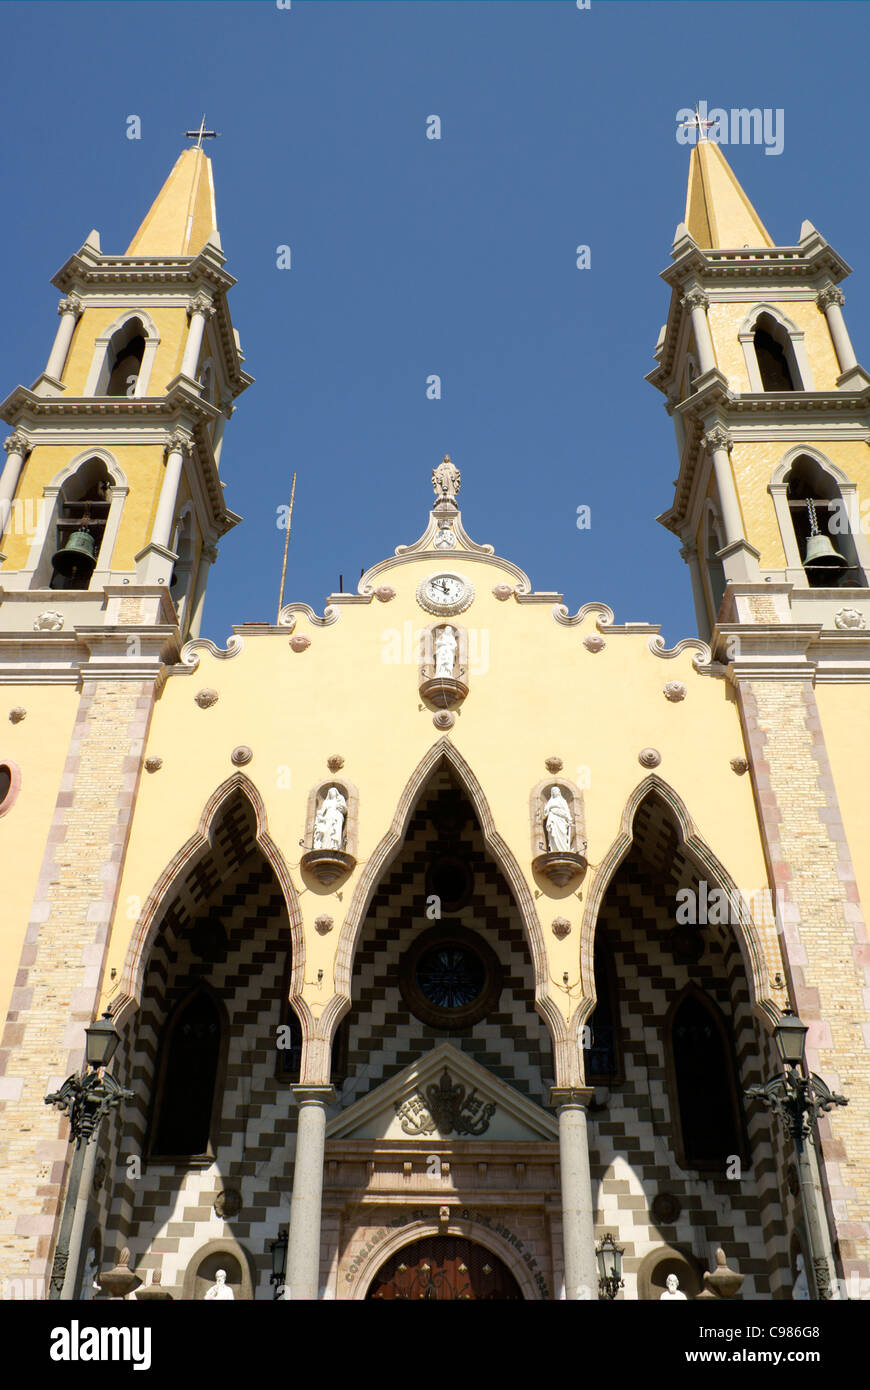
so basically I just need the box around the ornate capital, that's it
[188,292,215,320]
[58,293,83,318]
[816,283,845,312]
[164,429,194,460]
[702,424,731,454]
[681,288,710,313]
[3,430,29,459]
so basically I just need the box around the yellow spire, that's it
[125,147,218,256]
[684,141,773,250]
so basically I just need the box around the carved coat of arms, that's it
[395,1067,496,1137]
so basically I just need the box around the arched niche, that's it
[701,501,727,620]
[637,1244,703,1300]
[181,1239,257,1301]
[418,621,469,708]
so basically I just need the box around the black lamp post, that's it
[270,1229,288,1300]
[745,1007,847,1300]
[596,1232,625,1300]
[44,1011,133,1300]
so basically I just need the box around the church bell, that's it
[51,526,97,579]
[803,497,847,570]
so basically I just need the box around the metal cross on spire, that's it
[184,115,221,148]
[678,104,716,143]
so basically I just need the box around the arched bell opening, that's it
[45,456,115,591]
[583,787,796,1299]
[95,790,303,1298]
[785,454,864,588]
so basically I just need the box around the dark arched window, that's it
[666,988,745,1170]
[704,511,727,617]
[754,322,796,391]
[106,320,146,396]
[149,987,225,1158]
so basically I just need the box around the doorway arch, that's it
[365,1234,524,1300]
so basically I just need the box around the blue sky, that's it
[2,0,869,643]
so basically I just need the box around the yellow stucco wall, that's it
[0,686,80,1024]
[100,545,775,1027]
[0,443,166,570]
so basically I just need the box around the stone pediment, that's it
[326,1043,558,1142]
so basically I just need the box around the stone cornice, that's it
[48,244,252,401]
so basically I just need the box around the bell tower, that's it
[648,137,870,648]
[0,142,252,673]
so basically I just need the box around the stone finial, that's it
[98,1248,142,1300]
[701,1247,744,1300]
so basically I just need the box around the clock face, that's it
[417,571,474,615]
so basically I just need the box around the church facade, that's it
[0,139,868,1301]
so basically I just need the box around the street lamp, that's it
[596,1233,625,1300]
[44,1011,133,1300]
[745,1006,847,1300]
[270,1229,288,1299]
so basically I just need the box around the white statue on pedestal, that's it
[791,1253,811,1300]
[660,1273,687,1300]
[204,1269,234,1300]
[313,786,347,851]
[434,625,458,678]
[544,786,573,853]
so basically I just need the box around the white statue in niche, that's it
[791,1253,811,1300]
[204,1268,235,1300]
[79,1246,100,1300]
[434,625,458,678]
[543,786,573,853]
[660,1273,687,1300]
[313,785,347,851]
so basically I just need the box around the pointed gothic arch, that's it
[315,738,564,1086]
[575,775,777,1055]
[113,772,307,1036]
[664,981,749,1171]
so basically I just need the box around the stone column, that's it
[180,293,214,382]
[817,284,858,376]
[0,431,29,541]
[286,1085,334,1300]
[151,431,193,551]
[681,288,716,376]
[186,543,218,640]
[702,425,742,547]
[550,1086,597,1299]
[45,295,82,382]
[680,540,710,635]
